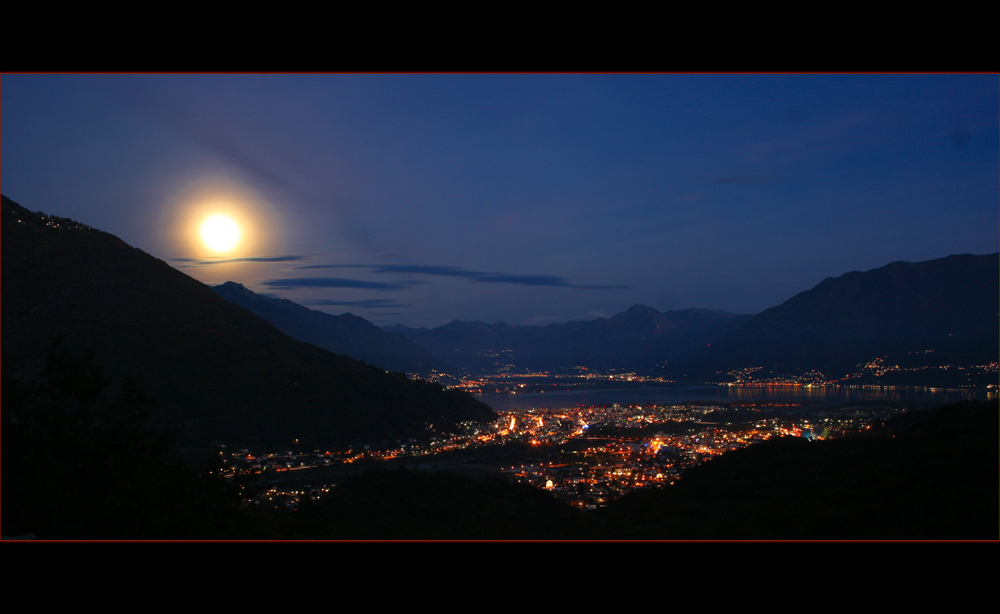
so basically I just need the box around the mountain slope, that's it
[593,399,998,539]
[683,253,1000,380]
[1,195,495,449]
[212,281,455,377]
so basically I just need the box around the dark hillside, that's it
[277,467,586,540]
[592,400,998,539]
[1,195,495,450]
[683,253,999,380]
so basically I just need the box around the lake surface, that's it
[475,384,995,412]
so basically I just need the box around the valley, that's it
[3,194,996,540]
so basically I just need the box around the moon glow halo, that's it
[200,214,242,253]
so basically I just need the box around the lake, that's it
[475,384,995,412]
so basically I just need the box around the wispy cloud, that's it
[294,263,630,289]
[701,175,775,183]
[300,298,409,309]
[260,277,406,290]
[173,255,307,266]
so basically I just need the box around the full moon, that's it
[200,214,241,253]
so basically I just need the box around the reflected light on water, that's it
[477,384,989,412]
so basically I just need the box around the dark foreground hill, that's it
[212,281,455,378]
[591,399,998,539]
[275,467,585,540]
[1,195,495,450]
[681,253,1000,382]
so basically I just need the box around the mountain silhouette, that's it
[1,195,495,450]
[212,281,456,378]
[388,306,750,374]
[683,253,1000,381]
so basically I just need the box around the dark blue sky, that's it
[3,74,997,327]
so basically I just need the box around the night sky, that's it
[3,74,997,328]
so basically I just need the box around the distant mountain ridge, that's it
[211,281,456,377]
[387,305,752,375]
[1,195,495,449]
[683,252,1000,382]
[384,253,999,384]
